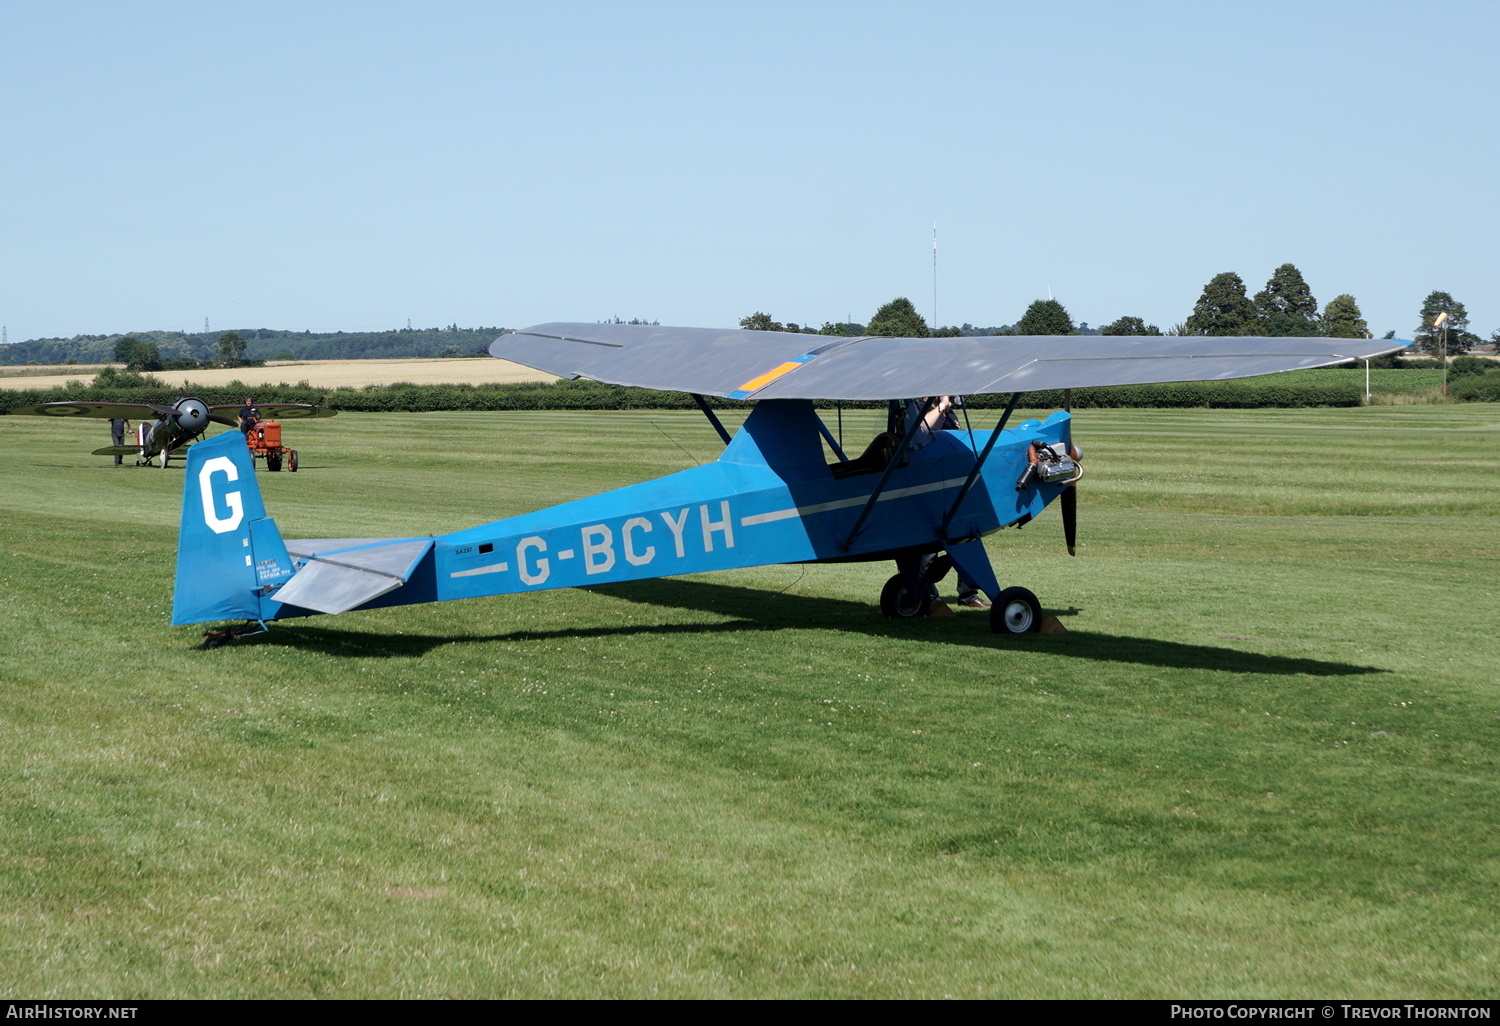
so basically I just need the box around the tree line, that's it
[3,267,1491,368]
[740,264,1492,358]
[0,325,505,366]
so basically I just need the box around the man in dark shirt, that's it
[237,397,260,435]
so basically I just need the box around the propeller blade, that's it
[1061,483,1077,556]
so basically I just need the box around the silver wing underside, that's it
[490,323,1408,401]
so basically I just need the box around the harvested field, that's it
[0,357,558,392]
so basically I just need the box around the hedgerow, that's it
[1449,375,1500,402]
[2,374,1366,412]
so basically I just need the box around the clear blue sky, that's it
[2,0,1495,343]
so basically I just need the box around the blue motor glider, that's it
[172,324,1406,642]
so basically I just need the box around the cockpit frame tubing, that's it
[839,396,937,552]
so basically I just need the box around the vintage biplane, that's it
[10,398,336,468]
[169,324,1405,642]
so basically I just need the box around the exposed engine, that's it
[1016,441,1082,491]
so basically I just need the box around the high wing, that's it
[10,401,181,419]
[490,323,1410,401]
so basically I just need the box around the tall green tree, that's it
[739,312,784,331]
[112,335,141,364]
[127,341,163,372]
[865,297,929,337]
[217,331,248,365]
[1099,315,1159,336]
[1254,263,1320,336]
[1414,291,1480,356]
[1015,298,1074,335]
[1320,294,1370,339]
[818,321,866,336]
[1183,272,1256,336]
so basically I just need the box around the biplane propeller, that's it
[10,398,336,467]
[167,324,1405,642]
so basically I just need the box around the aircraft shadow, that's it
[237,577,1381,677]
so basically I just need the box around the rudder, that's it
[172,431,293,625]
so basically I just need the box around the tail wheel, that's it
[288,450,299,472]
[990,587,1043,634]
[880,573,932,619]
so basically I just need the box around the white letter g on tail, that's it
[198,456,243,534]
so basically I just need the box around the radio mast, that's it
[931,223,938,330]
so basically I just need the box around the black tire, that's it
[990,586,1043,634]
[288,450,298,472]
[267,454,283,472]
[880,573,932,619]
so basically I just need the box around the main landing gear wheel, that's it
[288,450,299,472]
[990,586,1043,634]
[880,573,932,619]
[159,450,170,469]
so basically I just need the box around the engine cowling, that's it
[173,397,210,435]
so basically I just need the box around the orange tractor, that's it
[245,420,299,472]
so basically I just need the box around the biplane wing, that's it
[491,323,1408,400]
[246,404,340,421]
[11,400,337,425]
[11,400,185,419]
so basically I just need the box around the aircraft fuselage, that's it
[171,399,1074,625]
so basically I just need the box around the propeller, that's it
[1062,389,1079,557]
[1061,481,1077,556]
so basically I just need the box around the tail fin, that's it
[172,431,295,625]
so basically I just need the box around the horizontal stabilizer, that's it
[274,538,432,615]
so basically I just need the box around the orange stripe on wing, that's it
[733,361,804,395]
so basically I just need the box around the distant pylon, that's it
[204,317,209,333]
[932,223,938,330]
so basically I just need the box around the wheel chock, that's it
[1040,615,1068,633]
[928,601,957,618]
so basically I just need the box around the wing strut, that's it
[690,393,733,446]
[839,398,935,552]
[939,392,1023,540]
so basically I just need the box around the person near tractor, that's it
[237,397,260,436]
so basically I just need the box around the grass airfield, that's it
[1,404,1497,999]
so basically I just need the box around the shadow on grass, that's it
[236,577,1381,677]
